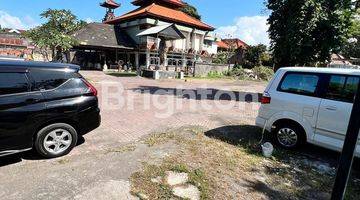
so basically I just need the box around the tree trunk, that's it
[51,48,56,62]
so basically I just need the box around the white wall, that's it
[120,18,218,54]
[203,42,218,55]
[173,38,186,50]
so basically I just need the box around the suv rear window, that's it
[325,75,359,103]
[30,69,71,90]
[279,73,320,95]
[0,73,29,95]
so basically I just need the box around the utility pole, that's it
[331,81,360,200]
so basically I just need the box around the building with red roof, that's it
[71,0,220,75]
[222,38,248,49]
[216,40,230,51]
[215,38,249,65]
[105,2,214,31]
[74,0,217,72]
[217,39,249,51]
[0,29,33,59]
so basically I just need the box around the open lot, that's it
[0,71,359,199]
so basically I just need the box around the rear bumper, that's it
[78,107,101,135]
[255,116,267,129]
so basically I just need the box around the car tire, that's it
[273,123,305,149]
[35,123,78,158]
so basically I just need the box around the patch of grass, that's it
[188,168,210,200]
[144,132,177,147]
[57,158,70,164]
[131,164,173,199]
[130,161,210,200]
[132,125,360,199]
[106,72,137,77]
[207,71,224,79]
[170,163,189,173]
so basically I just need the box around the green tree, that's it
[342,7,360,58]
[212,51,229,64]
[181,2,201,20]
[267,0,352,70]
[243,44,269,69]
[0,25,5,32]
[24,9,86,62]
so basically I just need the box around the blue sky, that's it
[0,0,270,45]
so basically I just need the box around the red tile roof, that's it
[132,0,185,7]
[222,39,248,49]
[216,41,230,49]
[105,3,214,31]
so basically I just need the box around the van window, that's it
[279,73,319,95]
[0,73,29,95]
[31,69,69,90]
[325,75,359,103]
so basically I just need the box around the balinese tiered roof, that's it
[100,0,120,9]
[132,0,185,8]
[105,3,214,31]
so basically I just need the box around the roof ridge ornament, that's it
[100,0,121,22]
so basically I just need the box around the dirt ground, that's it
[128,126,360,200]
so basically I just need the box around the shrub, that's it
[207,71,224,78]
[212,52,229,64]
[227,67,247,79]
[252,66,274,81]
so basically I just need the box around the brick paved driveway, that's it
[82,71,266,150]
[0,71,266,200]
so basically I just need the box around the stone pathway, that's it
[149,171,201,200]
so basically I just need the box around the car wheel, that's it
[274,123,305,149]
[35,123,78,158]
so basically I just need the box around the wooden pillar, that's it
[164,52,168,68]
[200,34,205,52]
[187,32,191,50]
[146,50,150,69]
[135,52,140,76]
[192,32,196,50]
[182,54,187,68]
[135,52,139,68]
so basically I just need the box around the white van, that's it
[256,67,360,157]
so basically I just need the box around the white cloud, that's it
[23,15,39,28]
[85,17,94,23]
[216,15,270,46]
[0,11,39,30]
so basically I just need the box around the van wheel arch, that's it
[271,119,307,148]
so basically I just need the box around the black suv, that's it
[0,60,101,158]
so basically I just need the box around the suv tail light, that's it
[261,92,271,104]
[82,78,98,96]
